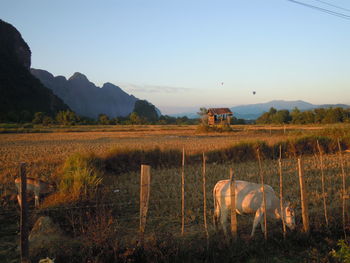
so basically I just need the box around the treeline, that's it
[256,107,350,124]
[15,110,198,126]
[1,99,198,125]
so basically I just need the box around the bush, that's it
[331,240,350,263]
[52,153,103,203]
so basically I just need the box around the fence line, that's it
[257,148,268,240]
[6,149,350,255]
[19,162,29,263]
[337,139,347,239]
[317,140,329,228]
[298,158,310,234]
[202,153,209,242]
[229,168,237,240]
[278,145,286,239]
[139,164,151,247]
[181,147,185,236]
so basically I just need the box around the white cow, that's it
[213,180,295,237]
[15,177,55,208]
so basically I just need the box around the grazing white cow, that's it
[213,180,296,237]
[15,177,55,208]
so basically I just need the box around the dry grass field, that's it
[0,124,349,262]
[0,124,326,183]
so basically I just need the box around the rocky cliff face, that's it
[31,69,138,119]
[0,19,69,121]
[0,19,31,69]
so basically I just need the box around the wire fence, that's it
[1,150,349,262]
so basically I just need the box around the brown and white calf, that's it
[213,180,296,237]
[15,177,55,208]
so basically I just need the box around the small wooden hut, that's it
[207,108,233,126]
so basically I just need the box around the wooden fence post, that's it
[279,145,287,239]
[181,148,185,236]
[20,162,29,263]
[317,140,328,227]
[257,149,267,240]
[202,153,209,240]
[337,139,347,239]
[298,158,310,234]
[230,168,237,240]
[139,164,151,247]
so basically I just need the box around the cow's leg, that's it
[17,194,22,208]
[251,208,263,237]
[34,191,40,208]
[221,208,228,236]
[213,200,219,230]
[260,218,265,233]
[213,212,218,230]
[34,193,39,208]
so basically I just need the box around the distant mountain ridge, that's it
[231,100,350,120]
[169,100,350,120]
[31,69,140,119]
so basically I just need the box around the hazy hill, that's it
[31,69,139,119]
[169,100,350,120]
[231,100,350,119]
[230,100,315,119]
[0,19,69,121]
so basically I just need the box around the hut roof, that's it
[207,108,233,115]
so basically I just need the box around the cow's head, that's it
[283,202,296,230]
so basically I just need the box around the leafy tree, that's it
[98,114,110,125]
[301,110,315,124]
[314,108,326,123]
[129,112,142,124]
[256,112,271,124]
[272,110,291,124]
[268,107,277,115]
[291,107,304,124]
[323,107,345,124]
[42,116,53,126]
[32,112,45,124]
[56,110,79,125]
[197,107,208,125]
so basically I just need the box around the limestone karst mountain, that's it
[0,19,69,121]
[31,69,140,119]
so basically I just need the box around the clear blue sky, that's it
[1,0,350,113]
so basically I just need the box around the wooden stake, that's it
[279,145,287,239]
[20,162,29,263]
[317,140,329,227]
[230,168,237,240]
[337,139,347,239]
[298,158,310,234]
[202,153,209,240]
[181,147,185,236]
[139,164,151,247]
[257,149,268,240]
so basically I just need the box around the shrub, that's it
[55,153,103,203]
[331,240,350,263]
